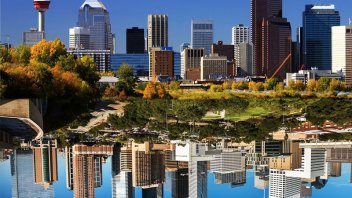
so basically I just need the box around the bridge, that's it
[0,99,45,140]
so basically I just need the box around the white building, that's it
[286,148,326,179]
[210,151,245,174]
[112,171,134,198]
[269,169,301,198]
[332,26,352,85]
[69,27,90,50]
[192,20,214,55]
[286,69,343,85]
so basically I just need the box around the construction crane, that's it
[269,53,292,79]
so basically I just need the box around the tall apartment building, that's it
[251,0,292,78]
[192,20,214,55]
[32,139,58,189]
[269,169,301,198]
[200,54,228,80]
[181,48,204,80]
[149,47,174,78]
[148,15,168,51]
[77,0,115,52]
[332,26,352,85]
[126,27,145,54]
[69,27,90,50]
[303,5,340,70]
[232,24,250,45]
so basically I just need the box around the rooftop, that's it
[80,0,106,10]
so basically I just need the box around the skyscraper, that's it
[69,27,90,50]
[251,0,291,78]
[126,27,145,54]
[269,169,301,198]
[148,15,168,51]
[303,4,340,70]
[332,26,352,85]
[236,43,253,76]
[192,20,214,55]
[77,0,115,51]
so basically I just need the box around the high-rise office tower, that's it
[69,27,90,50]
[303,4,340,70]
[189,161,208,198]
[332,26,352,85]
[181,48,204,80]
[251,0,291,78]
[32,139,58,189]
[23,28,45,46]
[192,20,214,55]
[149,47,174,78]
[77,0,115,51]
[232,24,250,46]
[148,15,168,51]
[126,27,145,54]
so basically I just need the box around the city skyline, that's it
[2,0,352,54]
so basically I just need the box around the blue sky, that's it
[1,0,352,53]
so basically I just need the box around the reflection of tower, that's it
[112,144,135,198]
[210,151,246,186]
[329,162,342,177]
[65,147,74,190]
[142,185,163,198]
[70,144,113,198]
[189,161,208,198]
[33,0,51,33]
[350,164,352,183]
[171,168,189,198]
[11,149,54,197]
[32,139,58,189]
[269,169,301,198]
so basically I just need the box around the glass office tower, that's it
[303,4,340,70]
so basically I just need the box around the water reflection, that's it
[1,129,352,197]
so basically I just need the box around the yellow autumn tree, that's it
[31,39,66,66]
[143,81,157,100]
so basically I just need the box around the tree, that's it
[75,56,100,86]
[116,63,137,95]
[306,80,318,92]
[143,81,157,100]
[248,82,256,91]
[210,85,224,92]
[169,81,181,91]
[329,79,346,92]
[0,46,11,64]
[222,82,230,90]
[10,45,31,65]
[30,39,67,66]
[265,78,278,90]
[156,83,167,98]
[33,63,54,97]
[317,77,331,92]
[56,54,75,71]
[104,86,118,97]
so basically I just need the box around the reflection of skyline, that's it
[65,144,113,198]
[11,149,55,198]
[32,139,58,189]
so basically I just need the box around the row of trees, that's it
[0,39,100,100]
[208,78,349,93]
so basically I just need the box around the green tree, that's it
[10,45,31,65]
[57,55,76,71]
[33,63,54,97]
[265,78,278,90]
[75,56,100,86]
[0,46,11,64]
[116,63,137,95]
[317,77,331,92]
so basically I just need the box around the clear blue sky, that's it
[1,0,352,53]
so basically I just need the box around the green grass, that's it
[203,106,270,122]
